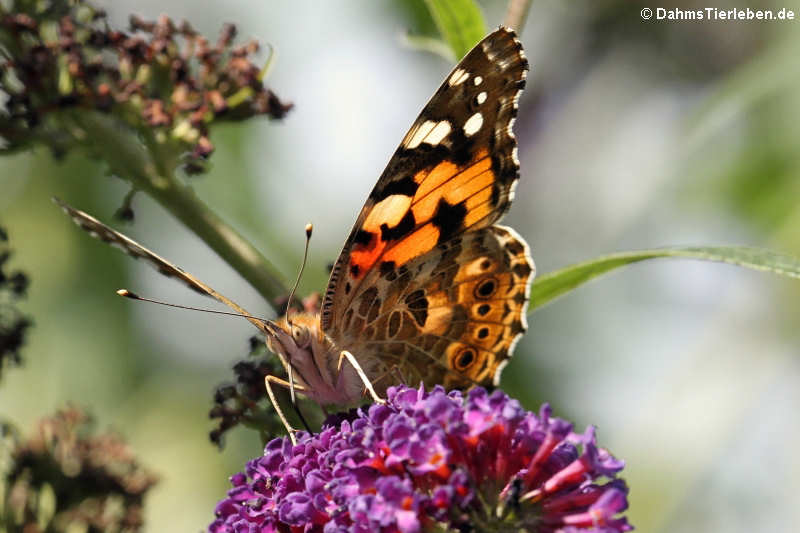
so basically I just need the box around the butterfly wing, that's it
[54,198,269,334]
[334,224,533,389]
[321,28,533,387]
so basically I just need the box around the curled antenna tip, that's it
[117,289,138,299]
[305,223,313,237]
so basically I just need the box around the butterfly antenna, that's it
[285,223,313,327]
[117,289,270,324]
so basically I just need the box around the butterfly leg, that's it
[337,350,385,404]
[264,374,309,445]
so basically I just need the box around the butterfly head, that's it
[284,315,313,349]
[264,313,361,406]
[264,315,308,361]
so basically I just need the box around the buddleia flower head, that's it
[210,385,632,532]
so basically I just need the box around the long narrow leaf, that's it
[423,0,487,59]
[530,246,800,312]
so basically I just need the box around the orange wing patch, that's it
[382,222,440,265]
[347,148,497,279]
[411,149,492,222]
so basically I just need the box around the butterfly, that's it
[57,27,534,411]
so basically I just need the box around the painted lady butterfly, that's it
[57,27,534,409]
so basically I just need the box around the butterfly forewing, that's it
[321,28,534,388]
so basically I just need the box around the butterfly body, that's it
[266,313,368,406]
[57,27,534,407]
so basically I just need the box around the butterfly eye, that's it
[291,325,309,346]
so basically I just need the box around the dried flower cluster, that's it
[210,385,632,532]
[0,226,31,377]
[210,337,317,447]
[0,0,292,173]
[211,294,324,446]
[2,406,158,532]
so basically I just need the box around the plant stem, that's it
[68,110,289,308]
[147,178,289,306]
[504,0,533,33]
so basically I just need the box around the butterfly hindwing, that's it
[333,225,533,389]
[321,28,533,387]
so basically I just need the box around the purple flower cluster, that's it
[210,385,632,532]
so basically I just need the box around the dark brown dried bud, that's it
[9,13,36,30]
[207,89,227,113]
[208,342,316,448]
[193,135,214,158]
[1,228,32,376]
[218,23,237,49]
[96,82,113,109]
[142,99,171,126]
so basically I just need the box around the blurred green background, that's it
[2,0,800,531]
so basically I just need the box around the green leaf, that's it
[530,246,800,313]
[423,0,487,59]
[401,32,458,62]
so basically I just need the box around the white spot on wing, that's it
[403,120,436,149]
[363,194,413,228]
[476,91,487,105]
[473,76,483,86]
[463,113,483,137]
[448,68,469,86]
[482,42,497,62]
[426,120,451,145]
